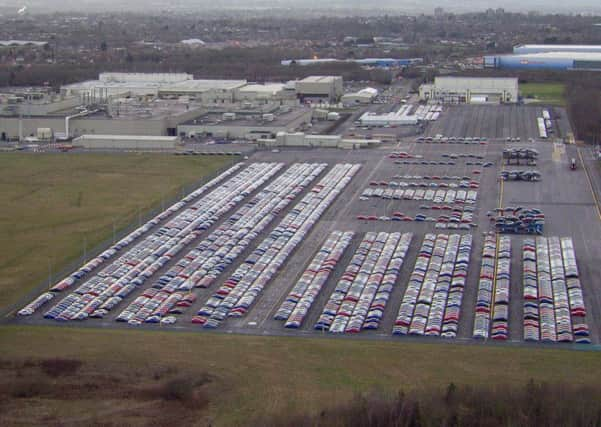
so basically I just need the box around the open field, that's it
[0,153,235,311]
[1,325,601,426]
[520,82,566,106]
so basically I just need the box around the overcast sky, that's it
[2,0,601,14]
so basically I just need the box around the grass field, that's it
[0,153,234,311]
[1,326,600,426]
[520,82,566,106]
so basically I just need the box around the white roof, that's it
[0,40,47,46]
[74,134,177,141]
[434,76,518,89]
[515,44,601,51]
[299,76,339,83]
[181,39,205,45]
[160,79,247,93]
[507,52,601,60]
[238,83,285,94]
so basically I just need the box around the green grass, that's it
[1,326,600,426]
[0,153,234,311]
[520,82,566,106]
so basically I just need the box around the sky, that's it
[2,0,601,15]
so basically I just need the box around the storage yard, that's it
[9,104,601,348]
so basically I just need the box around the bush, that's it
[159,378,195,403]
[157,377,210,410]
[10,381,47,398]
[40,358,82,378]
[257,382,601,427]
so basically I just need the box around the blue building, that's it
[513,44,601,54]
[484,52,601,71]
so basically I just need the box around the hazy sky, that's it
[2,0,601,15]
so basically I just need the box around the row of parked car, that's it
[523,238,540,341]
[194,163,361,328]
[20,163,244,316]
[360,188,479,204]
[492,236,512,340]
[335,233,413,333]
[523,237,589,343]
[488,236,512,340]
[393,233,472,337]
[314,232,413,332]
[274,231,355,328]
[416,136,488,144]
[422,234,472,337]
[116,163,327,324]
[38,163,284,321]
[473,233,499,339]
[393,174,480,181]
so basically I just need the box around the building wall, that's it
[177,109,311,140]
[296,77,343,101]
[420,77,517,103]
[75,137,176,150]
[487,55,573,70]
[0,116,169,139]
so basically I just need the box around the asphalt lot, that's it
[425,104,548,140]
[10,103,601,348]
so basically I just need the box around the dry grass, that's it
[0,152,235,310]
[1,326,600,426]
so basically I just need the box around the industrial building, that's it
[61,73,195,99]
[257,131,380,149]
[419,77,518,104]
[341,87,379,106]
[281,58,423,68]
[0,73,346,142]
[513,44,601,54]
[158,80,247,103]
[61,73,312,106]
[0,97,204,140]
[295,76,344,102]
[484,52,601,71]
[177,108,312,140]
[358,104,442,126]
[73,134,178,150]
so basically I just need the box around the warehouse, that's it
[62,73,195,100]
[419,76,518,104]
[257,131,380,149]
[295,76,344,102]
[234,83,294,103]
[177,108,312,140]
[73,134,178,150]
[158,80,247,103]
[484,52,601,71]
[513,44,601,54]
[0,98,203,140]
[341,87,379,106]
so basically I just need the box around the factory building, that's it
[177,108,312,141]
[513,44,601,54]
[62,72,195,99]
[419,77,518,104]
[295,76,344,102]
[484,52,601,71]
[73,134,178,150]
[341,87,379,106]
[0,73,345,141]
[0,98,204,140]
[257,131,380,149]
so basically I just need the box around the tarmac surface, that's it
[9,103,601,349]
